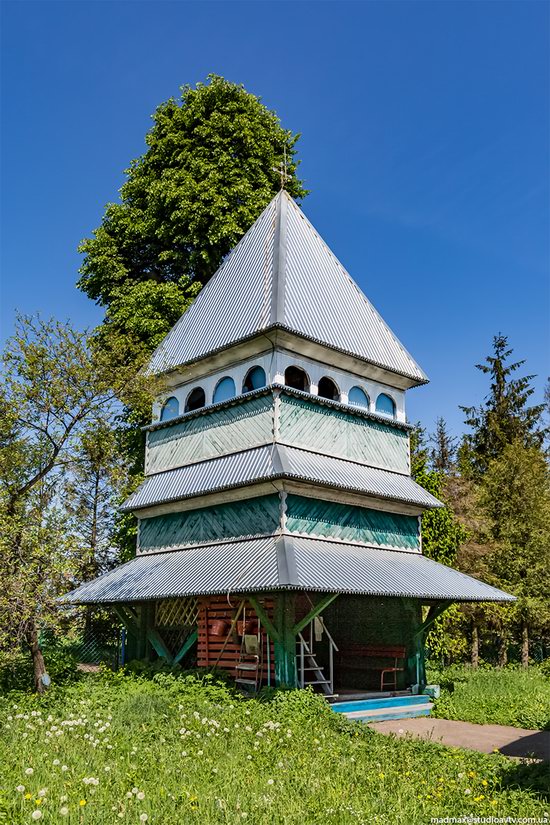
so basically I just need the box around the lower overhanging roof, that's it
[122,444,443,512]
[60,535,514,605]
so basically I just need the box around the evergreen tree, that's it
[459,335,547,477]
[429,417,457,474]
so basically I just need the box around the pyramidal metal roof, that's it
[148,192,428,383]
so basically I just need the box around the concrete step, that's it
[331,694,433,722]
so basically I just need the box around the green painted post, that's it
[274,593,297,688]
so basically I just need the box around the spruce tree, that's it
[429,417,456,474]
[459,335,547,477]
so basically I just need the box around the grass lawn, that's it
[428,665,550,730]
[1,670,548,824]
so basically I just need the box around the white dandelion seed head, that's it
[137,792,145,800]
[139,814,148,823]
[25,768,34,776]
[16,785,25,793]
[31,812,43,821]
[60,807,69,816]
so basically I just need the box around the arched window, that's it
[242,366,266,393]
[160,396,180,422]
[185,387,206,412]
[284,366,309,392]
[213,376,236,404]
[376,393,396,417]
[348,386,370,409]
[317,376,339,401]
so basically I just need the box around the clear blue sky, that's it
[1,1,548,436]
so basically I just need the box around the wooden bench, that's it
[338,644,406,691]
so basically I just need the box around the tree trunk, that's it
[25,619,47,694]
[498,636,508,668]
[521,622,529,668]
[471,621,479,669]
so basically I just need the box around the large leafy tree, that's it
[78,74,306,361]
[0,315,153,691]
[459,335,547,477]
[479,440,550,666]
[410,427,467,662]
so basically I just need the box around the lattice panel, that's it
[156,598,199,628]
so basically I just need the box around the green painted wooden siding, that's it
[138,494,280,552]
[279,396,409,473]
[146,395,274,474]
[285,494,419,550]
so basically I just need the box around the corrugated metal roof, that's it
[148,192,427,384]
[290,538,514,602]
[60,537,279,604]
[122,444,442,512]
[61,535,514,604]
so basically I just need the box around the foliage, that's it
[0,315,153,690]
[460,334,547,478]
[0,673,547,824]
[78,74,306,361]
[428,664,550,731]
[0,648,80,694]
[429,417,457,474]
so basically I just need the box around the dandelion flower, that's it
[137,792,145,801]
[79,799,87,806]
[197,750,203,756]
[53,759,60,766]
[132,787,139,795]
[31,811,42,821]
[126,792,133,799]
[267,779,274,786]
[139,815,148,822]
[25,768,34,776]
[61,765,68,772]
[25,793,32,800]
[60,807,69,816]
[16,785,25,793]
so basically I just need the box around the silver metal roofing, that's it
[122,444,443,512]
[61,535,514,604]
[148,192,427,384]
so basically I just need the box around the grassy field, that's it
[1,670,548,824]
[428,664,550,730]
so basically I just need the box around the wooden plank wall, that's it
[197,595,275,683]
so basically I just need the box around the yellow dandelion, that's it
[79,799,87,806]
[25,793,32,800]
[378,772,385,779]
[481,779,488,786]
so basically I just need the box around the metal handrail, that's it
[297,619,338,695]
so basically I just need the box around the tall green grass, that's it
[0,670,547,824]
[428,665,550,730]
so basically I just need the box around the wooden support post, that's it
[274,593,297,688]
[414,600,453,638]
[292,593,338,636]
[248,597,280,642]
[173,629,198,665]
[147,628,173,663]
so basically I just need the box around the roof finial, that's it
[272,146,290,191]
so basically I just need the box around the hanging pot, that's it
[237,619,257,636]
[210,619,229,637]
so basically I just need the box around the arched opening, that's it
[375,393,396,417]
[185,387,206,412]
[213,376,236,404]
[317,376,339,401]
[160,396,180,422]
[242,366,266,393]
[284,366,309,393]
[348,386,370,409]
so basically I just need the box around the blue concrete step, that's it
[331,693,433,722]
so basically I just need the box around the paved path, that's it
[370,717,550,761]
